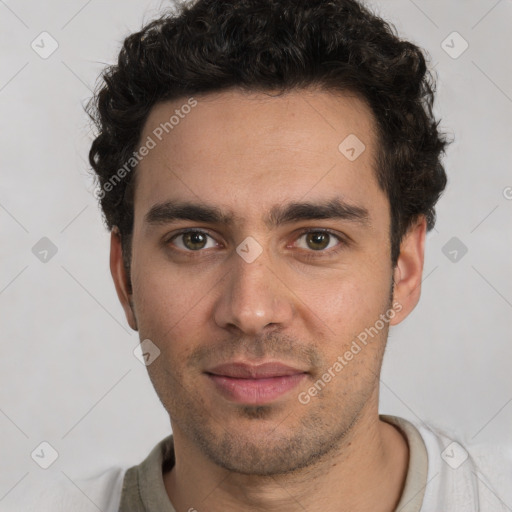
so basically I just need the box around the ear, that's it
[110,227,138,331]
[389,216,427,326]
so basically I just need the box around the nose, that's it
[213,246,295,336]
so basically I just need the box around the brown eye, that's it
[183,232,207,250]
[296,231,340,252]
[305,232,330,250]
[171,231,216,251]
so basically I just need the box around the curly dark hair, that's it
[87,0,448,272]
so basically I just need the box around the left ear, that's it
[389,215,427,326]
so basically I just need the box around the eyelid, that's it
[291,227,348,247]
[165,228,221,250]
[164,227,349,255]
[287,227,351,260]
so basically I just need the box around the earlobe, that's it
[389,216,427,326]
[110,227,138,331]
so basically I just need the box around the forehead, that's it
[133,88,385,226]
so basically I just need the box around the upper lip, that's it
[206,362,307,379]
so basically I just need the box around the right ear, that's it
[110,227,138,331]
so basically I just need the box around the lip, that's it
[206,362,307,378]
[205,362,308,405]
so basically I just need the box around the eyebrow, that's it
[144,197,370,229]
[268,198,370,227]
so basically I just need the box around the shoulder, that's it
[14,466,126,512]
[405,416,512,511]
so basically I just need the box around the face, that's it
[111,88,423,476]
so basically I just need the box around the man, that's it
[26,0,509,510]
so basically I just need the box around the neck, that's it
[163,405,409,512]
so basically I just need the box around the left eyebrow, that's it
[265,198,371,228]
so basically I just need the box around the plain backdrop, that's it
[1,0,511,508]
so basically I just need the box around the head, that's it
[88,0,448,475]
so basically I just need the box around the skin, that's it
[110,87,426,512]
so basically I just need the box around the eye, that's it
[170,230,218,251]
[294,230,343,252]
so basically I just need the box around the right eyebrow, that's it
[144,201,235,226]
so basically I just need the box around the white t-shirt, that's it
[16,415,511,511]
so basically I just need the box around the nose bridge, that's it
[213,242,294,335]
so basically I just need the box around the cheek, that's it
[130,248,205,338]
[301,268,391,332]
[305,275,392,386]
[132,274,207,389]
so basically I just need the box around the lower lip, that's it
[207,373,307,405]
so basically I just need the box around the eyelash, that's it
[165,228,349,260]
[294,228,348,260]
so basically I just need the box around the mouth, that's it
[205,362,308,405]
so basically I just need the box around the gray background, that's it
[1,0,511,508]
